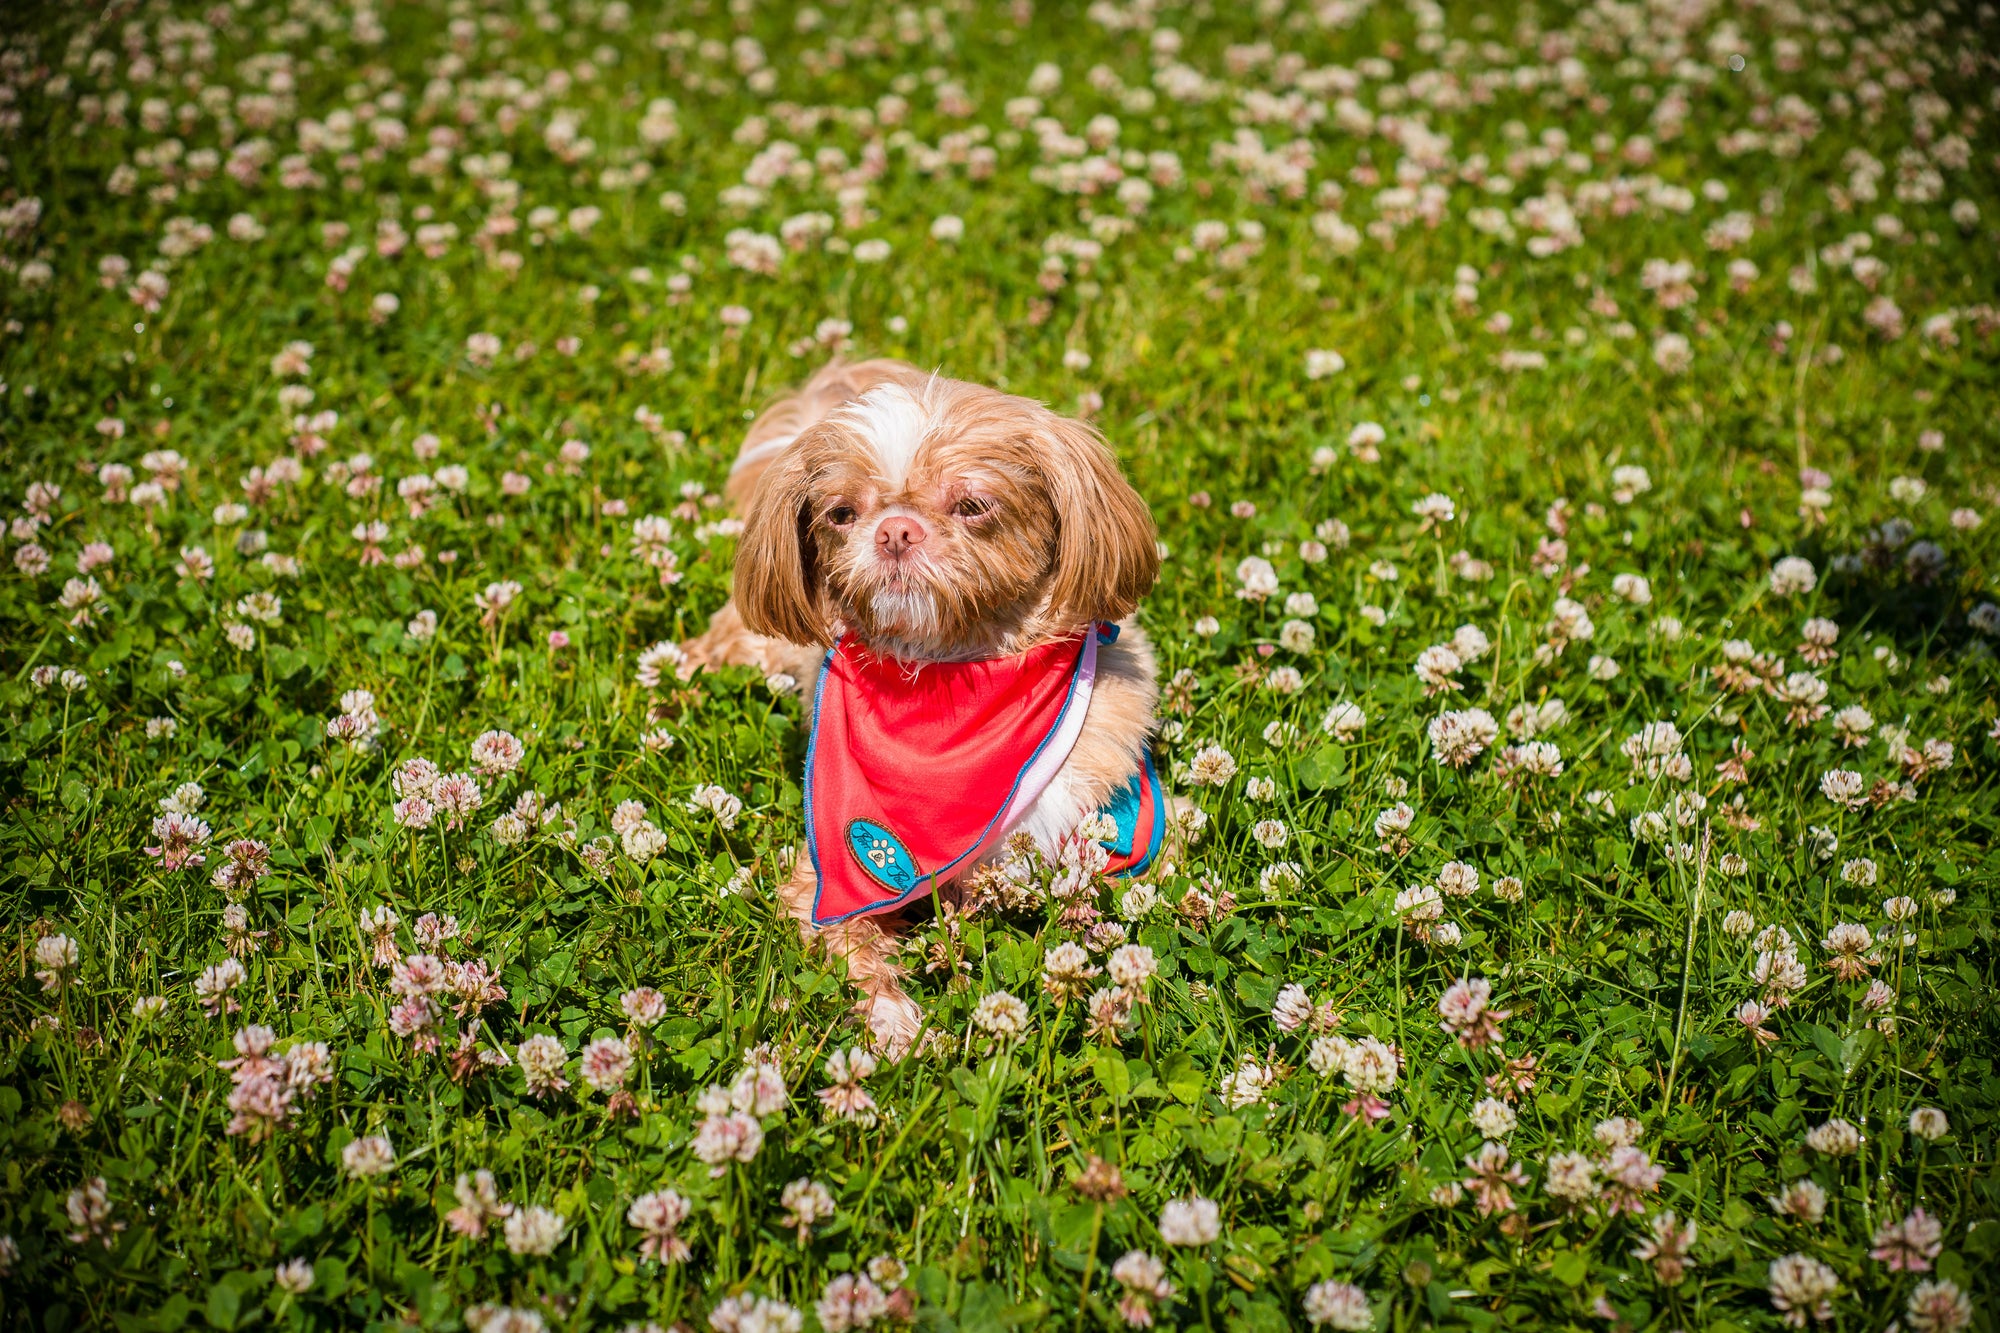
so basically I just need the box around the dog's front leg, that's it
[775,853,925,1059]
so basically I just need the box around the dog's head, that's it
[735,375,1158,659]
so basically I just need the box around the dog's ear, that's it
[734,449,828,645]
[1039,416,1160,627]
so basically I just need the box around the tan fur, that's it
[1058,625,1160,810]
[687,358,1162,1057]
[1040,417,1162,632]
[681,596,826,682]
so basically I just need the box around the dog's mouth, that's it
[868,585,940,636]
[835,552,1041,661]
[848,551,943,613]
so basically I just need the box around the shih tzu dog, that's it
[685,358,1166,1055]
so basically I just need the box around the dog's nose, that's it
[875,515,926,556]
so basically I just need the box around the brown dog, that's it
[686,359,1162,1054]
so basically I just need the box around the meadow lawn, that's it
[1,0,1998,1329]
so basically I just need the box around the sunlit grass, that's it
[0,0,1996,1329]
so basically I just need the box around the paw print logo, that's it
[847,820,917,890]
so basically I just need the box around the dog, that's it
[685,358,1164,1055]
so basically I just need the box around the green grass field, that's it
[1,0,1997,1328]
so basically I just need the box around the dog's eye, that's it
[826,504,857,527]
[952,497,991,519]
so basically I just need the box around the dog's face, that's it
[736,376,1158,658]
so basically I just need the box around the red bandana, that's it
[805,624,1162,926]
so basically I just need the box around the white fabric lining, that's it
[994,630,1098,840]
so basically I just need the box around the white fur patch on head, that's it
[836,382,934,485]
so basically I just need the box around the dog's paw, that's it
[864,990,926,1062]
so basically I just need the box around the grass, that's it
[0,0,1996,1329]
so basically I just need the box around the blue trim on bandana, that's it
[1104,748,1165,879]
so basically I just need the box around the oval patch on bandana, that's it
[845,820,922,896]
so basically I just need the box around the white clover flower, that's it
[1819,769,1865,808]
[687,783,744,829]
[730,1058,789,1117]
[341,1134,395,1179]
[1119,885,1161,921]
[1217,1056,1275,1108]
[779,1177,836,1237]
[1448,625,1491,664]
[970,991,1031,1040]
[1427,708,1499,767]
[1305,1035,1352,1077]
[691,1111,764,1168]
[1321,702,1365,740]
[517,1034,570,1097]
[706,1294,800,1333]
[1543,1152,1597,1204]
[1157,1195,1220,1246]
[1251,819,1289,849]
[1610,465,1653,502]
[1630,811,1668,843]
[1373,803,1414,839]
[1805,1118,1862,1156]
[1106,944,1158,990]
[1652,332,1692,373]
[1304,349,1346,380]
[33,934,79,991]
[1768,1253,1839,1326]
[1908,1107,1949,1141]
[1259,861,1303,896]
[1411,492,1456,530]
[1770,556,1819,596]
[1414,644,1464,691]
[1905,1279,1972,1333]
[1436,862,1479,897]
[1270,984,1314,1032]
[578,1036,634,1093]
[470,729,524,775]
[503,1204,566,1256]
[1470,1097,1517,1139]
[1234,556,1279,601]
[1342,1038,1399,1093]
[1768,1178,1827,1223]
[1185,744,1237,787]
